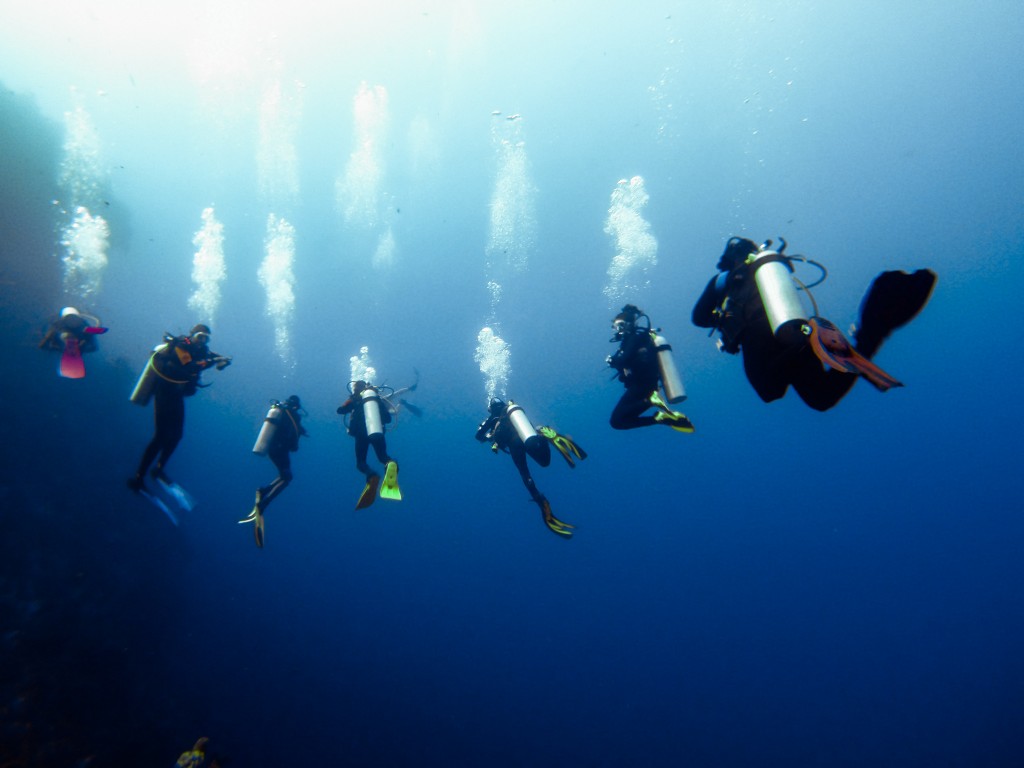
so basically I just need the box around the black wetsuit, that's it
[338,392,392,480]
[476,413,551,503]
[608,328,662,429]
[257,405,305,512]
[133,337,223,483]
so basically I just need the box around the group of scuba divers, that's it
[43,237,936,545]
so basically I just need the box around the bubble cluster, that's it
[349,345,377,385]
[188,207,227,323]
[337,82,389,230]
[474,326,511,405]
[61,207,109,300]
[603,176,658,304]
[258,214,297,365]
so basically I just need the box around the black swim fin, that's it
[855,269,937,359]
[399,399,422,417]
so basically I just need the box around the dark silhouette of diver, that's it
[475,398,584,538]
[240,395,307,548]
[692,237,937,411]
[607,304,694,432]
[337,380,402,509]
[128,324,231,494]
[39,306,105,353]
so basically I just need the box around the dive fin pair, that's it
[137,487,180,526]
[131,471,193,526]
[354,461,402,510]
[152,470,196,512]
[808,317,902,391]
[537,497,574,539]
[537,426,588,468]
[649,391,696,433]
[238,502,265,549]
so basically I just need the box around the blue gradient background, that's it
[1,2,1022,765]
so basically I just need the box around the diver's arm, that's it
[38,324,58,349]
[692,275,723,328]
[475,416,498,442]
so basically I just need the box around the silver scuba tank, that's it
[652,333,687,404]
[252,404,282,455]
[129,344,167,406]
[506,400,550,465]
[751,250,807,346]
[361,387,384,437]
[506,401,538,446]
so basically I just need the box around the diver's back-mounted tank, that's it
[129,344,169,406]
[360,386,385,437]
[253,402,285,455]
[750,245,808,347]
[506,400,551,466]
[652,332,686,404]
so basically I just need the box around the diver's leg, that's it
[131,388,172,489]
[790,347,857,411]
[609,388,657,429]
[510,443,543,503]
[154,393,185,478]
[368,433,391,465]
[740,325,792,404]
[131,437,161,490]
[354,435,375,480]
[525,434,551,467]
[259,452,292,511]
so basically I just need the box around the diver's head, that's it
[352,380,368,395]
[60,306,80,319]
[611,304,642,340]
[718,237,759,272]
[189,324,212,347]
[286,395,301,410]
[488,398,507,417]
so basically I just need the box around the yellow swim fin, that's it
[538,426,588,468]
[355,474,380,510]
[538,497,574,539]
[379,461,402,501]
[253,507,265,549]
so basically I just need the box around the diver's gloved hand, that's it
[336,406,344,414]
[537,496,574,539]
[214,356,232,370]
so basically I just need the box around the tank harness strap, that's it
[148,352,191,386]
[283,407,300,436]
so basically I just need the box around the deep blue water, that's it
[1,3,1023,766]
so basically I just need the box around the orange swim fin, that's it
[808,317,903,392]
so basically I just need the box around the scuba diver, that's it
[240,395,307,548]
[475,397,586,539]
[127,324,231,516]
[39,306,108,378]
[691,236,937,411]
[337,379,402,510]
[607,304,695,433]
